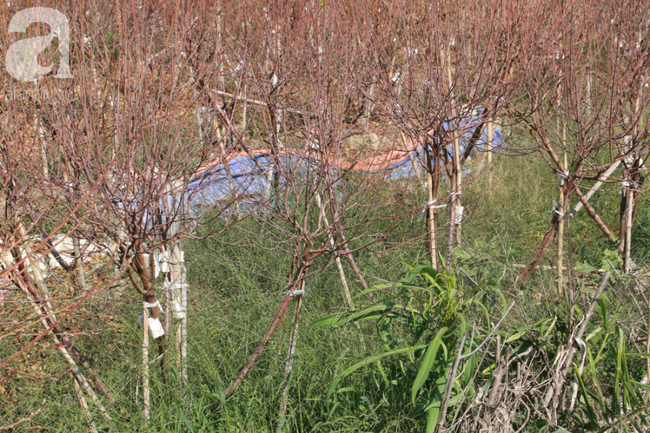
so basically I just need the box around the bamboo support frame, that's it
[4,254,112,423]
[314,193,353,307]
[72,374,99,433]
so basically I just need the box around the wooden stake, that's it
[181,262,188,382]
[73,374,99,433]
[427,172,438,269]
[487,118,493,165]
[278,279,305,423]
[142,304,150,422]
[5,256,111,422]
[242,85,248,137]
[315,193,353,308]
[35,116,49,178]
[442,43,462,251]
[625,181,634,272]
[625,91,642,273]
[73,236,87,291]
[445,46,463,248]
[557,125,567,296]
[176,323,182,371]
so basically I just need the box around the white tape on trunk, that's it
[172,299,186,319]
[162,282,188,291]
[143,300,161,309]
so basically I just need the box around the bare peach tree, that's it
[352,0,532,269]
[509,0,650,287]
[1,1,243,426]
[204,2,428,420]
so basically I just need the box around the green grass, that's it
[3,148,650,431]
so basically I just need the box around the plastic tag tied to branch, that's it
[551,197,565,217]
[556,171,570,186]
[454,205,464,225]
[140,315,165,339]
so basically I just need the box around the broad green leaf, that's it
[352,282,401,300]
[543,315,558,338]
[326,345,427,400]
[425,406,440,433]
[585,326,603,342]
[575,261,597,273]
[624,353,650,358]
[352,282,430,300]
[309,313,346,327]
[182,414,195,433]
[463,353,477,385]
[613,326,623,416]
[412,327,448,404]
[505,328,529,343]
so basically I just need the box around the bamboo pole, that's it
[625,183,633,272]
[181,261,188,382]
[423,134,441,270]
[72,237,87,291]
[569,160,621,217]
[56,127,87,293]
[625,91,642,273]
[557,125,567,296]
[278,279,305,422]
[364,82,375,129]
[314,193,353,308]
[211,89,309,116]
[14,233,117,405]
[487,118,493,165]
[169,242,187,380]
[444,45,463,248]
[242,85,248,135]
[168,243,183,372]
[142,303,150,421]
[4,256,111,422]
[401,129,436,270]
[35,116,49,178]
[453,134,462,248]
[72,374,99,433]
[427,171,438,269]
[163,250,171,340]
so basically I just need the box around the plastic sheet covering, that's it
[186,115,502,209]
